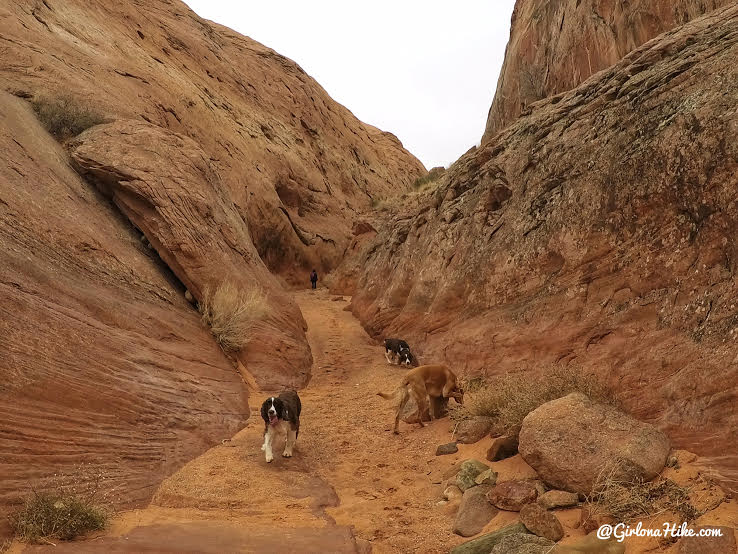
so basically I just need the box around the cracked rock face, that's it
[338,5,738,492]
[483,0,732,140]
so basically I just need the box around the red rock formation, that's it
[69,120,311,389]
[0,93,248,531]
[483,0,732,140]
[338,5,738,492]
[0,0,425,282]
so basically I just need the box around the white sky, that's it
[183,1,516,169]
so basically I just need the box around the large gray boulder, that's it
[518,393,670,494]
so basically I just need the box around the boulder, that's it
[520,502,564,542]
[537,490,579,510]
[450,522,530,554]
[489,533,556,554]
[519,393,671,494]
[456,460,491,492]
[678,526,737,553]
[487,480,539,511]
[452,485,498,537]
[487,434,519,461]
[437,442,459,456]
[454,417,495,444]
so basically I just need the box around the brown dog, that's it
[377,364,464,434]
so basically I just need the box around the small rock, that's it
[520,502,564,542]
[443,484,463,501]
[486,434,519,461]
[453,485,498,537]
[678,525,737,553]
[455,417,495,444]
[436,442,459,456]
[489,533,556,554]
[579,504,617,534]
[456,459,491,492]
[184,289,194,303]
[474,468,498,486]
[449,522,530,554]
[487,480,539,511]
[537,489,579,510]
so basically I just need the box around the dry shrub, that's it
[450,365,617,433]
[9,465,113,544]
[199,281,268,351]
[31,95,105,140]
[585,462,701,524]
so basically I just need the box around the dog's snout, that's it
[268,408,276,415]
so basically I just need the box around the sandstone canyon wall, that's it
[0,0,424,530]
[0,0,425,281]
[0,92,249,530]
[338,5,738,492]
[483,0,733,140]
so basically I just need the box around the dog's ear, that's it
[260,401,268,423]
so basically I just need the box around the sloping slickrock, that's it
[519,393,670,494]
[0,0,425,283]
[70,120,311,388]
[339,4,738,492]
[483,0,732,139]
[0,93,248,532]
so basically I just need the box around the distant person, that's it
[310,269,318,289]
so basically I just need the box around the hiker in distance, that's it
[310,269,318,289]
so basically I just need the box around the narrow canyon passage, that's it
[17,288,477,553]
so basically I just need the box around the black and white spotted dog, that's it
[384,338,417,367]
[260,390,301,463]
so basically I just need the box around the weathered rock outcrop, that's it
[0,93,248,531]
[69,120,311,388]
[483,0,732,140]
[519,393,670,494]
[0,0,425,282]
[337,5,738,491]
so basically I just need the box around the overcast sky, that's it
[184,1,516,169]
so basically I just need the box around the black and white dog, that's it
[260,390,301,463]
[384,338,417,366]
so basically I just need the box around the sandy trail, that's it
[14,288,737,553]
[16,288,469,553]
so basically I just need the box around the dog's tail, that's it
[377,385,409,407]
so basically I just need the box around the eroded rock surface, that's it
[0,93,248,531]
[483,0,732,139]
[338,5,738,492]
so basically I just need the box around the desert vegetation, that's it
[31,94,105,140]
[451,365,618,433]
[198,281,268,351]
[9,466,112,544]
[585,462,701,524]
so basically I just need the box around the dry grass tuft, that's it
[585,462,701,524]
[31,95,105,140]
[199,281,268,351]
[450,365,617,434]
[9,465,114,544]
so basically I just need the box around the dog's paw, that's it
[282,450,292,458]
[265,454,274,463]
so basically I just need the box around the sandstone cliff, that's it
[0,92,249,529]
[337,5,738,492]
[0,0,425,281]
[483,0,732,140]
[0,0,425,530]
